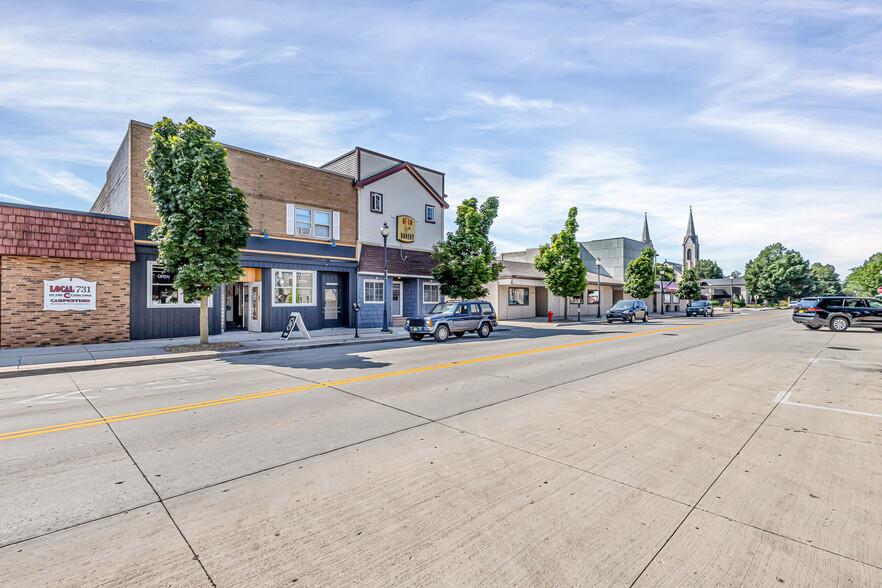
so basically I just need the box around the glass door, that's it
[248,282,261,332]
[392,282,403,317]
[323,286,340,327]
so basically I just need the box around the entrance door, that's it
[323,286,340,328]
[392,282,403,317]
[248,282,261,332]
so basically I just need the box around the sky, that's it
[1,0,881,277]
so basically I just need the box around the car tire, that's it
[433,324,450,342]
[409,333,424,341]
[829,317,850,332]
[453,331,465,338]
[607,319,613,323]
[642,313,648,322]
[628,314,635,323]
[804,325,821,330]
[710,310,714,316]
[873,328,882,332]
[478,322,491,338]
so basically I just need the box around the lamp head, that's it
[380,222,390,238]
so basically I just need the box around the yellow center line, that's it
[0,314,781,442]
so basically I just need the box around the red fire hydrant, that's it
[548,311,554,323]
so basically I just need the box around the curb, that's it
[0,334,412,380]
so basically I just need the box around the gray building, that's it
[580,213,654,279]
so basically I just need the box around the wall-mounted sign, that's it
[44,278,96,311]
[396,215,415,243]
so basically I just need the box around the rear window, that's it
[479,302,494,314]
[795,299,819,308]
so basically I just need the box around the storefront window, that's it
[272,269,315,306]
[422,283,440,304]
[364,280,384,303]
[148,262,205,308]
[508,287,529,306]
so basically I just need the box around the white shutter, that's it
[286,204,295,235]
[332,211,341,241]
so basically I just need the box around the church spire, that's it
[685,206,697,241]
[641,212,651,244]
[682,206,699,271]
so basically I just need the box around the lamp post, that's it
[596,259,602,318]
[661,258,666,315]
[652,250,658,314]
[380,222,390,333]
[730,273,735,313]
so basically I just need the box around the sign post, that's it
[280,312,311,340]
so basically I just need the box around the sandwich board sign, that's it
[281,312,311,340]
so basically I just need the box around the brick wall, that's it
[128,122,358,243]
[0,256,130,348]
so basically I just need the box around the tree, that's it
[431,196,503,300]
[145,117,250,344]
[533,207,588,320]
[624,246,656,300]
[729,270,742,278]
[844,252,882,296]
[744,243,810,304]
[656,264,676,283]
[677,268,702,301]
[694,259,724,279]
[807,263,842,296]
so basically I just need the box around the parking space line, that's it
[780,400,882,419]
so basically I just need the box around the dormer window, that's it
[370,192,383,213]
[425,205,436,223]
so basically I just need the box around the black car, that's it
[686,300,715,317]
[792,297,882,332]
[606,300,648,323]
[405,301,498,342]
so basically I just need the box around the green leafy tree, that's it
[844,252,882,296]
[694,259,724,279]
[657,265,676,283]
[624,246,656,300]
[431,196,503,300]
[744,243,810,304]
[145,117,250,344]
[677,268,702,301]
[730,270,742,278]
[807,263,842,296]
[533,207,588,320]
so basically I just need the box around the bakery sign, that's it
[43,278,96,311]
[396,215,415,243]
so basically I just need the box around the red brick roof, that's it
[0,204,135,262]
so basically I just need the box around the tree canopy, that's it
[624,246,656,300]
[431,196,503,300]
[656,264,676,283]
[145,117,251,343]
[744,243,810,303]
[807,263,842,296]
[694,259,724,279]
[844,252,882,296]
[533,207,587,320]
[677,268,702,301]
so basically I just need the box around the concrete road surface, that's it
[1,313,880,586]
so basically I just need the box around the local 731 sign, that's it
[44,278,96,311]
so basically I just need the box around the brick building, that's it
[0,204,134,348]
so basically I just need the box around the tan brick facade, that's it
[0,256,130,348]
[128,122,358,243]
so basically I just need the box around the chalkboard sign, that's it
[280,312,311,340]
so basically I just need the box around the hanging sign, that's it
[44,278,96,311]
[396,215,415,243]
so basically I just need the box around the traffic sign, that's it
[878,286,882,294]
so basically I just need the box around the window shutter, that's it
[332,211,341,240]
[286,204,295,235]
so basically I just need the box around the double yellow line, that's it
[0,315,777,442]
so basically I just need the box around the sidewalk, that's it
[0,327,411,379]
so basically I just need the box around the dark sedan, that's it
[792,297,882,332]
[606,300,648,323]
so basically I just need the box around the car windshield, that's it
[688,301,707,307]
[429,302,458,314]
[611,301,634,309]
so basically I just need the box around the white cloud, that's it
[468,92,556,113]
[208,18,267,38]
[0,192,35,205]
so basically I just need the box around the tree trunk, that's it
[200,295,209,345]
[563,301,568,321]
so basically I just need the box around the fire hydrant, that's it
[548,311,554,323]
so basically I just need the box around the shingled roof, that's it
[0,203,135,262]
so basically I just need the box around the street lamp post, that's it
[380,222,390,333]
[661,258,666,315]
[652,251,658,314]
[596,259,602,318]
[730,274,735,313]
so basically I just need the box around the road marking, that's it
[773,390,790,403]
[0,314,778,442]
[781,400,882,419]
[13,391,100,405]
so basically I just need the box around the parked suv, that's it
[405,301,498,342]
[792,297,882,332]
[686,300,715,317]
[606,300,648,323]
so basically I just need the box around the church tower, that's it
[641,212,652,248]
[683,207,699,271]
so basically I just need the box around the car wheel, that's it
[409,333,424,341]
[829,317,849,332]
[628,314,635,323]
[642,313,648,322]
[433,324,450,342]
[804,325,821,330]
[607,319,613,323]
[453,331,465,338]
[478,322,491,338]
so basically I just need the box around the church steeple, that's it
[683,206,699,270]
[641,212,651,245]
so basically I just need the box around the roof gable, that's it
[355,163,449,208]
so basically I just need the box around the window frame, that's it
[425,205,436,223]
[508,287,529,306]
[422,282,440,304]
[370,192,383,213]
[286,204,335,241]
[271,269,316,307]
[363,279,385,304]
[147,261,211,309]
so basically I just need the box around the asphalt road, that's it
[1,312,880,587]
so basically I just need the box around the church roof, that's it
[685,206,698,242]
[641,212,651,244]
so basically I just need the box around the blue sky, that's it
[1,1,881,276]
